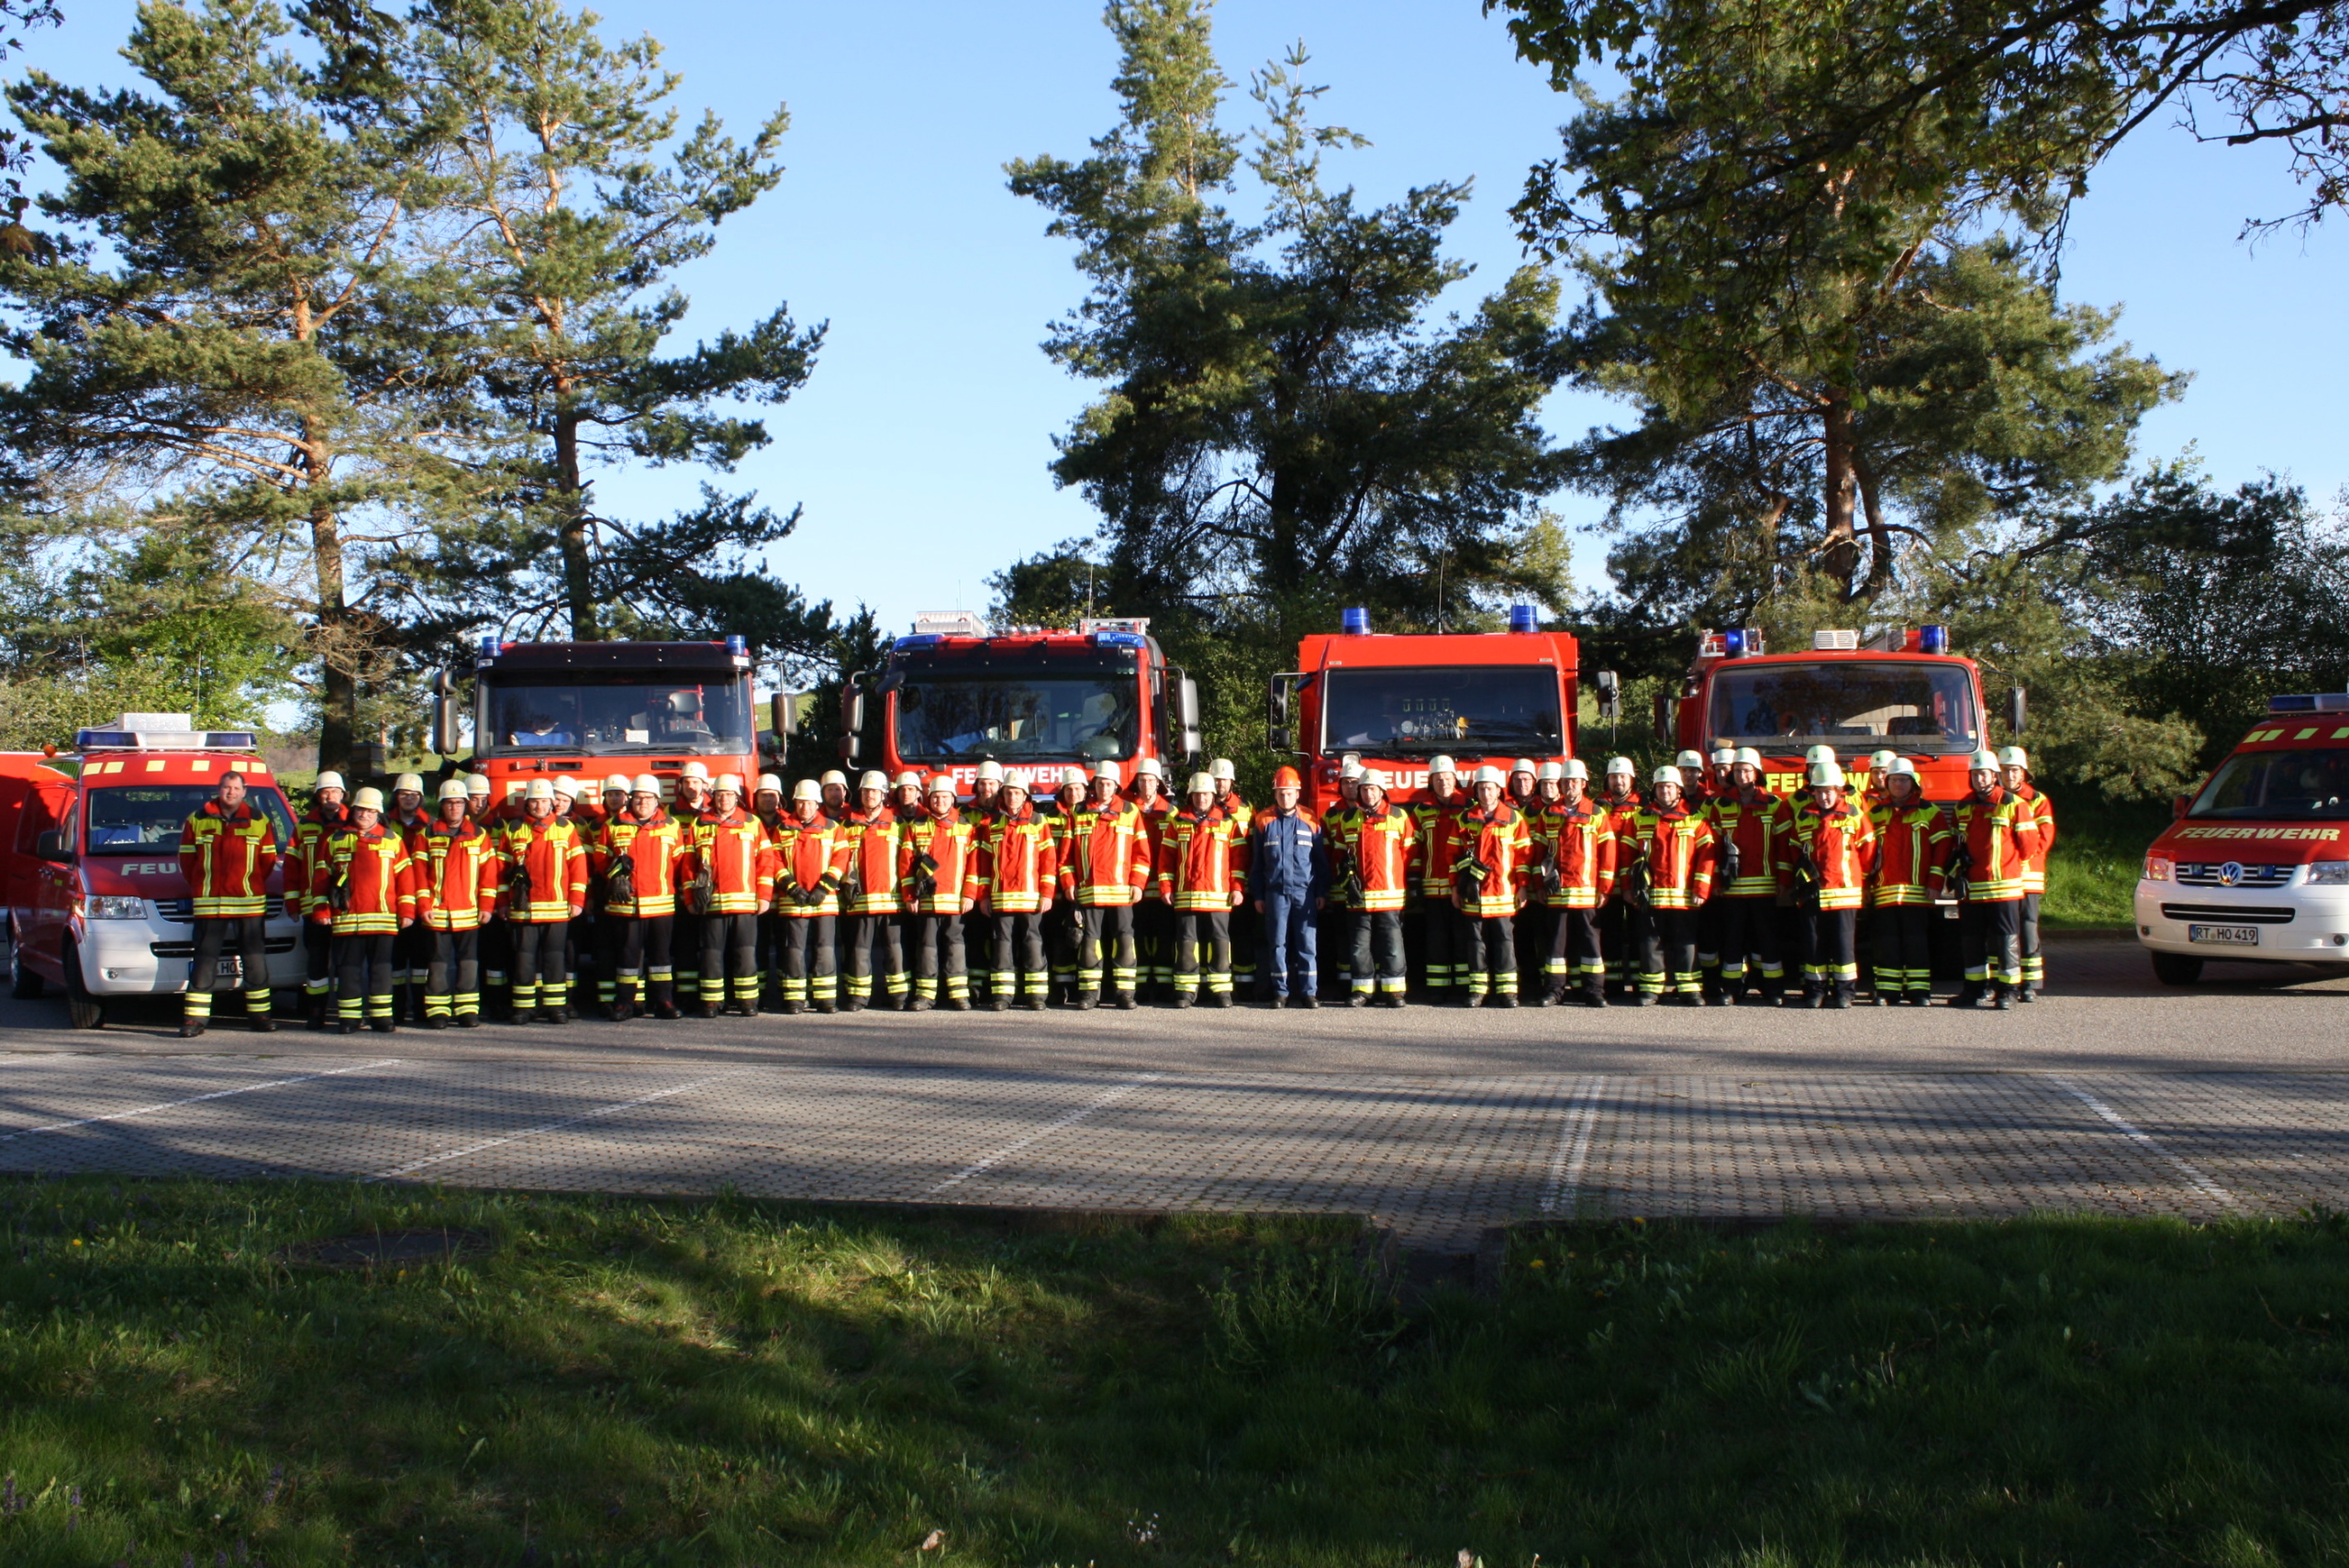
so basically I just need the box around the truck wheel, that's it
[2151,951,2203,987]
[7,921,43,998]
[61,939,106,1030]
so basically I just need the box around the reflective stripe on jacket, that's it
[1792,801,1877,911]
[1533,801,1615,909]
[313,826,415,934]
[695,810,781,915]
[596,812,691,917]
[1952,790,2036,902]
[980,809,1060,914]
[1157,807,1249,910]
[408,817,498,930]
[899,810,982,914]
[1055,798,1152,906]
[1703,792,1796,899]
[1334,805,1418,912]
[1443,804,1534,918]
[1868,801,1951,906]
[1620,806,1716,910]
[179,802,278,918]
[771,814,850,917]
[493,817,589,921]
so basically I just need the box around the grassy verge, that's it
[11,1181,2349,1565]
[2041,795,2169,929]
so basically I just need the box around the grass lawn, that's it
[2042,795,2169,929]
[10,1180,2349,1565]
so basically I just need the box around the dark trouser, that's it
[1543,906,1605,995]
[1420,896,1466,997]
[2020,891,2044,991]
[1960,899,2023,990]
[332,930,396,1023]
[302,920,334,1009]
[1601,899,1636,992]
[1350,909,1407,996]
[1230,896,1257,995]
[185,916,272,1024]
[963,908,996,999]
[843,912,906,1006]
[1693,898,1725,995]
[701,911,763,1007]
[776,915,837,1007]
[1518,903,1551,997]
[1871,904,1933,998]
[755,910,785,1000]
[1077,904,1137,1000]
[1805,906,1859,989]
[1045,904,1081,998]
[1260,894,1318,997]
[508,918,570,1013]
[1135,897,1176,996]
[1632,905,1699,997]
[1174,908,1232,999]
[1715,896,1787,995]
[1464,913,1520,999]
[426,927,482,1018]
[392,920,427,1018]
[909,913,968,1003]
[606,915,676,1010]
[481,917,512,1015]
[990,910,1050,1001]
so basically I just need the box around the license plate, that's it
[2188,924,2260,947]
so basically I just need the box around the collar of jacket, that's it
[202,800,258,823]
[1970,786,2007,806]
[1467,803,1519,826]
[427,816,482,839]
[306,804,347,826]
[849,806,895,827]
[998,806,1037,826]
[1645,802,1689,822]
[1804,798,1859,818]
[926,806,960,824]
[345,822,391,842]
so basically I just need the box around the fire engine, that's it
[1666,626,2023,800]
[4,716,304,1029]
[837,615,1201,795]
[1270,606,1582,814]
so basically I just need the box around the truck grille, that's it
[153,896,288,922]
[2160,903,2297,925]
[2174,862,2297,889]
[150,939,299,960]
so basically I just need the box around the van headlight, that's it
[2309,862,2349,885]
[79,895,150,920]
[2143,854,2173,882]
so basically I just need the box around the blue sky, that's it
[21,0,2348,642]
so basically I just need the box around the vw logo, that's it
[2218,862,2245,887]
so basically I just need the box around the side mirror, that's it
[1174,673,1203,758]
[767,691,796,764]
[1652,690,1672,743]
[2005,684,2027,736]
[1594,669,1620,723]
[838,679,865,763]
[429,687,462,758]
[34,829,71,863]
[1267,671,1301,753]
[2174,793,2191,821]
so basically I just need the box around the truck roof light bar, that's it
[911,611,989,638]
[1814,628,1860,651]
[2268,693,2349,713]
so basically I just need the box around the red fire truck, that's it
[1270,606,1582,813]
[1665,626,2022,799]
[838,615,1201,794]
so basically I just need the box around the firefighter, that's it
[1506,760,1538,817]
[840,770,907,1011]
[751,773,787,1002]
[1597,757,1642,995]
[1520,761,1569,996]
[2003,746,2054,1001]
[1446,764,1535,1006]
[978,776,1058,1010]
[313,786,417,1033]
[1618,765,1717,1005]
[291,770,348,1029]
[1791,762,1876,1008]
[1331,769,1415,1006]
[692,773,779,1018]
[464,772,494,820]
[1324,756,1366,995]
[1703,747,1796,1004]
[1410,754,1468,1002]
[768,779,847,1014]
[1248,764,1326,1008]
[1531,759,1615,1006]
[604,773,632,822]
[1689,749,1736,998]
[1674,751,1711,809]
[410,778,497,1028]
[1130,758,1175,1000]
[1951,749,2038,1009]
[596,774,693,1020]
[892,770,925,818]
[1205,759,1256,995]
[494,778,589,1023]
[1867,758,1951,1006]
[901,773,982,1010]
[1864,750,1898,807]
[674,762,714,821]
[963,763,1002,1001]
[1054,761,1153,1008]
[1157,772,1250,1006]
[820,769,851,820]
[1044,765,1089,1003]
[176,767,279,1038]
[549,774,589,1007]
[967,761,1004,818]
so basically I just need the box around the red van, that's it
[5,716,301,1029]
[2137,693,2349,984]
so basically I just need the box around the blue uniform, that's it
[1247,806,1328,998]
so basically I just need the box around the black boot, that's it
[1295,993,1319,1009]
[1580,983,1609,1008]
[842,995,867,1013]
[1951,984,1984,1008]
[1172,992,1195,1008]
[1995,985,2016,1010]
[1831,982,1854,1010]
[424,1014,446,1030]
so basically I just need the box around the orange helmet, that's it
[1272,765,1302,789]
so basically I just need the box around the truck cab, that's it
[1272,606,1580,815]
[2137,693,2349,985]
[841,615,1200,796]
[4,715,303,1028]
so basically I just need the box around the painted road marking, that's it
[2052,1075,2241,1213]
[930,1073,1163,1193]
[0,1059,401,1142]
[373,1070,759,1180]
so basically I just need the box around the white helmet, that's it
[1870,749,1897,769]
[1472,764,1505,786]
[393,772,424,795]
[1059,766,1086,788]
[1536,761,1564,782]
[821,769,848,788]
[1605,756,1634,778]
[1806,744,1835,764]
[1340,757,1365,780]
[1968,749,2000,773]
[551,773,579,798]
[603,772,631,795]
[524,777,554,802]
[1999,746,2030,769]
[1885,757,1918,777]
[1675,750,1704,770]
[1653,765,1683,788]
[1135,757,1163,779]
[351,786,385,811]
[1210,758,1237,781]
[465,773,492,796]
[1094,760,1121,782]
[631,773,662,796]
[436,778,470,803]
[896,770,924,791]
[1186,772,1216,795]
[1361,769,1392,792]
[316,770,347,792]
[1428,754,1458,776]
[858,770,888,793]
[1810,762,1847,788]
[791,779,821,803]
[975,760,1004,783]
[681,761,711,782]
[1734,747,1764,768]
[1001,773,1030,797]
[1562,759,1589,782]
[755,773,784,796]
[1710,748,1736,766]
[714,773,744,795]
[1510,758,1535,778]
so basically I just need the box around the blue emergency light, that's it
[1722,628,1748,657]
[725,634,749,657]
[894,634,944,651]
[1920,624,1950,654]
[476,634,499,662]
[1341,607,1370,636]
[1508,604,1538,634]
[2269,693,2349,713]
[1091,629,1148,649]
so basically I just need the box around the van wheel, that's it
[2151,951,2203,987]
[7,921,42,998]
[62,940,106,1029]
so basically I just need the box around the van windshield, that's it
[895,676,1140,763]
[2188,749,2349,820]
[85,784,295,853]
[477,673,753,755]
[1709,662,1980,753]
[1319,666,1564,754]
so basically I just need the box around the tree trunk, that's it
[1819,392,1861,595]
[1853,452,1896,598]
[553,405,600,640]
[310,494,358,776]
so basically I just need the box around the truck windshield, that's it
[2189,749,2349,820]
[477,674,752,755]
[896,676,1140,763]
[1709,662,1980,752]
[1320,666,1564,754]
[85,784,295,854]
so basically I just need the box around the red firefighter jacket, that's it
[898,808,983,915]
[1791,799,1878,911]
[311,824,416,935]
[1532,800,1617,909]
[1410,789,1469,898]
[493,817,589,922]
[407,817,498,931]
[1868,799,1952,906]
[980,807,1060,914]
[1055,797,1153,906]
[693,808,781,916]
[1703,791,1798,900]
[839,807,902,917]
[1443,803,1535,918]
[771,812,851,917]
[595,811,693,918]
[179,801,279,919]
[1952,789,2038,902]
[2013,784,2056,895]
[289,803,348,919]
[1619,805,1717,911]
[1332,804,1418,913]
[1157,806,1250,910]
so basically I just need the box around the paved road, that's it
[3,935,2343,1250]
